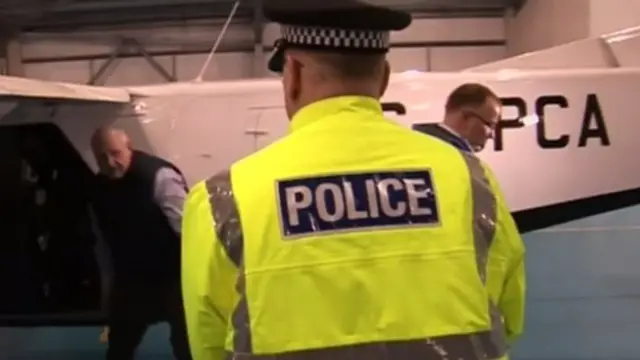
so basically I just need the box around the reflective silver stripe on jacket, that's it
[204,151,508,359]
[459,151,509,359]
[205,172,252,352]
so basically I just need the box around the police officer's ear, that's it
[378,60,391,98]
[283,52,303,102]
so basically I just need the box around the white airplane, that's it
[3,26,640,228]
[0,26,639,333]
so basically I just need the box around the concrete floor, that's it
[3,206,640,359]
[0,325,173,360]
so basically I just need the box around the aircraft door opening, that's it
[0,124,104,326]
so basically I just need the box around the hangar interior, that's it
[0,0,526,85]
[0,0,636,85]
[1,1,640,360]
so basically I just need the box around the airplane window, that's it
[0,124,105,326]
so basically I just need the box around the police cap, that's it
[264,0,412,73]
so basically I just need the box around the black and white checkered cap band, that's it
[281,25,390,50]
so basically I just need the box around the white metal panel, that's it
[429,46,507,71]
[125,67,640,213]
[605,26,640,67]
[129,93,259,184]
[0,74,129,102]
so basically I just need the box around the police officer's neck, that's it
[303,81,381,106]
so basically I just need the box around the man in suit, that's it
[90,127,191,360]
[414,84,527,352]
[413,83,501,152]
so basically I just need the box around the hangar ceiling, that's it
[0,0,526,32]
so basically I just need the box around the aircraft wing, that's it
[0,74,130,103]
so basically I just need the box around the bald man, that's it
[90,127,192,360]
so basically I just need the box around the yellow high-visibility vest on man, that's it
[181,1,526,360]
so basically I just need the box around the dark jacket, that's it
[412,123,473,152]
[92,150,186,284]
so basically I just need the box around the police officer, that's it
[181,1,526,360]
[414,83,501,152]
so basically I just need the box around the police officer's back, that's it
[181,1,525,360]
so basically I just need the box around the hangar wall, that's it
[505,0,590,56]
[589,0,640,36]
[506,0,640,56]
[17,17,507,85]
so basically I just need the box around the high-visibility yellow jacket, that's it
[181,96,526,360]
[412,122,527,346]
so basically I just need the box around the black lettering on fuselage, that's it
[397,94,609,151]
[578,94,610,147]
[494,97,525,151]
[535,95,569,149]
[495,94,609,151]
